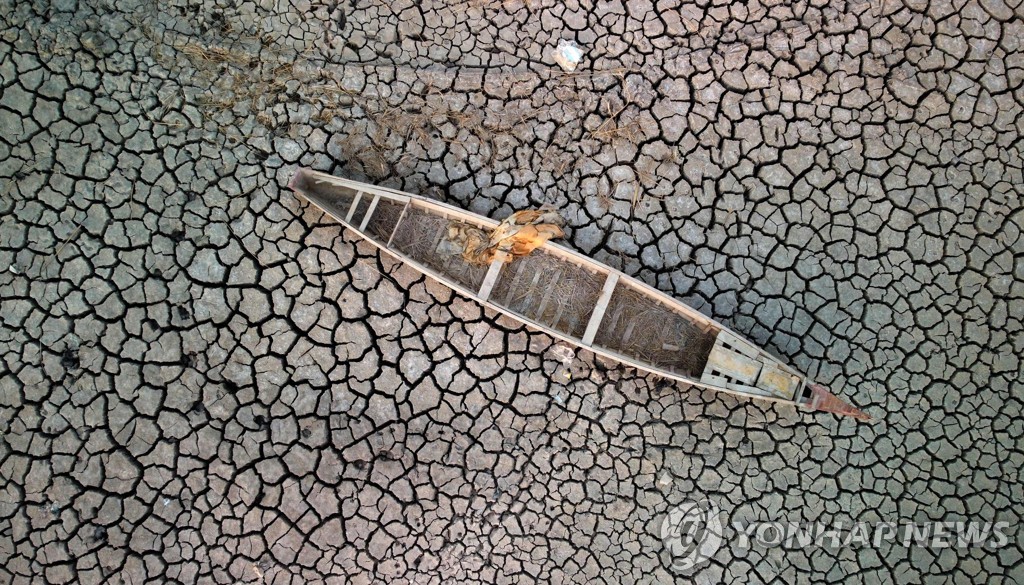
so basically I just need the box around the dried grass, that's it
[588,73,641,142]
[178,42,253,67]
[490,249,605,338]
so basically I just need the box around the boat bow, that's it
[803,383,872,421]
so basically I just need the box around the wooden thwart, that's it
[385,202,411,248]
[358,194,381,231]
[582,272,619,346]
[345,191,364,223]
[477,253,507,301]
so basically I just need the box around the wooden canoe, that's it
[289,168,870,420]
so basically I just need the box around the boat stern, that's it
[288,167,314,193]
[800,383,872,421]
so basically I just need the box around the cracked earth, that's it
[1,0,1022,583]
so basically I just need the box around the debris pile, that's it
[448,209,565,265]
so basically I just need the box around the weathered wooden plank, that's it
[533,267,563,320]
[717,330,759,358]
[477,254,507,301]
[582,272,619,346]
[385,201,411,248]
[345,191,364,223]
[705,339,762,385]
[701,372,732,387]
[500,256,530,305]
[358,193,381,231]
[727,383,768,396]
[549,281,570,330]
[755,365,800,399]
[428,218,450,254]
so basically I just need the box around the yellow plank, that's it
[756,365,800,400]
[706,343,762,385]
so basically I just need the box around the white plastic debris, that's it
[549,342,576,365]
[552,40,585,72]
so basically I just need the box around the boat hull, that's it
[289,168,870,420]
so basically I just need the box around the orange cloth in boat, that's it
[447,223,493,265]
[448,209,565,265]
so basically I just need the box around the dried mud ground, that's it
[1,0,1022,583]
